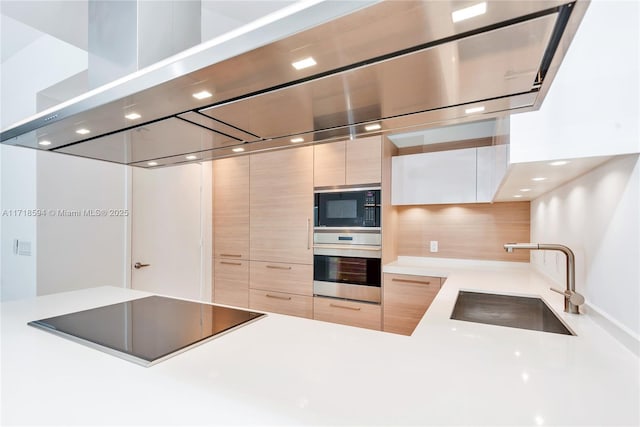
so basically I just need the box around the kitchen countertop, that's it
[2,258,638,426]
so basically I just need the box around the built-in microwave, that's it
[314,188,380,229]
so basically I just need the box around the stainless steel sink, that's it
[451,291,574,335]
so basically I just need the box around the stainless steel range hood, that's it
[0,0,588,168]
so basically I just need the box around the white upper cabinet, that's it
[392,145,508,205]
[392,148,477,205]
[476,144,508,203]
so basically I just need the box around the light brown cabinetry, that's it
[213,156,249,259]
[313,141,346,187]
[213,156,250,307]
[249,289,313,318]
[213,259,249,307]
[313,136,382,187]
[249,261,312,296]
[248,147,314,316]
[314,297,381,330]
[346,135,382,185]
[383,273,442,335]
[250,147,313,264]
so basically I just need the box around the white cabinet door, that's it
[476,146,494,203]
[477,145,509,202]
[392,148,477,205]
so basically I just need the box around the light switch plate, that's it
[14,239,32,256]
[430,240,438,253]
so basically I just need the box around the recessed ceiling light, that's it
[192,90,212,100]
[464,106,485,114]
[519,188,532,192]
[147,161,158,167]
[75,128,90,135]
[549,160,569,166]
[232,147,245,153]
[125,112,141,120]
[290,137,305,143]
[365,123,382,131]
[452,2,487,23]
[185,155,198,160]
[38,140,52,146]
[291,57,317,70]
[532,177,547,182]
[513,194,523,198]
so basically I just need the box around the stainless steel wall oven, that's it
[313,230,381,303]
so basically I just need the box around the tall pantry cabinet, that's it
[248,147,314,317]
[212,146,314,317]
[212,156,250,307]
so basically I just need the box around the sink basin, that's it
[450,291,574,335]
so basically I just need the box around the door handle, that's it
[134,262,150,269]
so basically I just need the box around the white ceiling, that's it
[0,0,88,53]
[0,14,41,63]
[1,1,298,65]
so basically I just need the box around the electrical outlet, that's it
[430,240,438,253]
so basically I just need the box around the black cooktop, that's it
[28,296,265,366]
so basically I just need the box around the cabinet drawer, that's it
[249,261,312,296]
[383,273,442,335]
[249,289,313,318]
[213,259,249,308]
[313,297,381,330]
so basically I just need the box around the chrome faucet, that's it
[504,243,585,314]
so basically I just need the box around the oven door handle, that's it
[313,244,381,251]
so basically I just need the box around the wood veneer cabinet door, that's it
[314,141,346,187]
[213,156,249,259]
[346,135,382,185]
[313,297,381,330]
[383,273,442,335]
[249,289,313,318]
[250,147,313,264]
[213,259,249,308]
[249,261,312,296]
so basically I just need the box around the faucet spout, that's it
[503,242,583,314]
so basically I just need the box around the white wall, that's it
[35,151,128,296]
[531,155,640,350]
[0,32,87,128]
[510,0,640,163]
[1,22,89,301]
[0,145,37,301]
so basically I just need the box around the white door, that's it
[131,163,205,300]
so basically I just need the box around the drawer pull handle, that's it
[391,278,431,285]
[220,253,242,258]
[266,294,292,301]
[266,265,292,270]
[220,261,242,266]
[330,303,361,311]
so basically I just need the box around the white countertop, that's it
[2,258,639,426]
